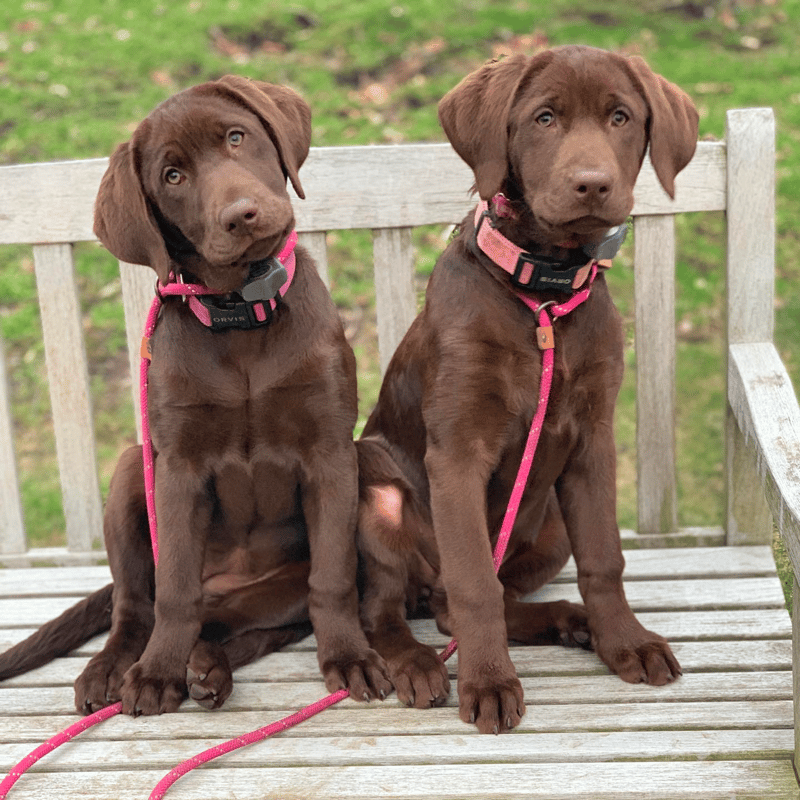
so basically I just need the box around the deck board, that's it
[0,545,796,799]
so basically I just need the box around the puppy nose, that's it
[219,198,260,234]
[573,170,612,201]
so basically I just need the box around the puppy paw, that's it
[75,650,137,715]
[458,665,525,734]
[320,647,393,702]
[596,626,682,686]
[186,641,233,710]
[120,659,187,716]
[388,643,450,709]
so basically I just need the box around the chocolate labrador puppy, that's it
[356,46,698,733]
[0,76,390,715]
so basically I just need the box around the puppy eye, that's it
[228,130,244,146]
[536,111,555,127]
[611,109,629,126]
[163,168,184,185]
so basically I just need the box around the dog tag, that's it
[537,326,554,350]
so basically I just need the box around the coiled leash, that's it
[0,211,609,798]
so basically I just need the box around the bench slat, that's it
[33,244,102,552]
[725,108,776,547]
[372,227,417,373]
[1,761,796,800]
[0,143,727,246]
[0,332,26,554]
[634,214,678,533]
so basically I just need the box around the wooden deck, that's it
[1,544,796,799]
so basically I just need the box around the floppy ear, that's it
[215,75,312,199]
[624,57,699,199]
[438,52,553,200]
[93,139,172,282]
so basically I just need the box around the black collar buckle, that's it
[511,251,588,294]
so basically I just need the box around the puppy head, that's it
[438,46,698,215]
[93,77,311,285]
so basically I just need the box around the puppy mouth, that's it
[538,214,621,245]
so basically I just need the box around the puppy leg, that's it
[302,442,392,702]
[500,490,590,648]
[75,446,155,714]
[426,443,525,734]
[359,483,450,709]
[559,430,681,685]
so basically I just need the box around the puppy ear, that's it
[93,140,172,282]
[438,53,552,200]
[624,57,699,199]
[215,75,312,199]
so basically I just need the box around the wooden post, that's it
[634,214,678,534]
[725,108,775,545]
[372,227,416,375]
[0,331,26,554]
[34,243,103,552]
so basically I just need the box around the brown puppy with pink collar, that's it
[356,46,698,733]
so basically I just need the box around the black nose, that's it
[219,198,260,234]
[572,170,612,201]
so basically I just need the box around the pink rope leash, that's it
[148,263,599,798]
[0,243,596,800]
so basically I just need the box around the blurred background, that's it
[0,0,798,554]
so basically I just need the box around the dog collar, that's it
[473,199,626,293]
[156,231,297,331]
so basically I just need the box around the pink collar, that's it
[156,230,297,330]
[473,199,611,293]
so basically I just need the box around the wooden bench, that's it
[1,107,799,799]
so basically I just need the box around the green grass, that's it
[2,0,799,578]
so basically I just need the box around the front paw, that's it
[75,651,135,715]
[387,642,450,709]
[120,659,187,716]
[595,625,682,685]
[458,662,525,734]
[320,646,392,702]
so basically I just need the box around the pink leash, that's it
[0,228,597,800]
[148,264,600,798]
[0,234,297,800]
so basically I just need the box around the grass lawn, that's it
[1,0,798,583]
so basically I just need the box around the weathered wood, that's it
[1,761,797,800]
[32,244,102,552]
[728,343,800,568]
[0,143,727,247]
[0,729,793,771]
[725,107,776,546]
[0,331,25,554]
[2,700,793,741]
[119,259,156,442]
[634,214,678,533]
[372,227,417,373]
[297,230,330,288]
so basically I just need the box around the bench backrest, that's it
[0,108,777,563]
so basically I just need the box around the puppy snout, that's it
[219,198,260,234]
[572,169,612,202]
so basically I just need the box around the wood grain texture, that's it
[634,215,677,533]
[32,244,102,552]
[0,331,25,554]
[0,143,726,246]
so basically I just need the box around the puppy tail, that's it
[0,583,113,681]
